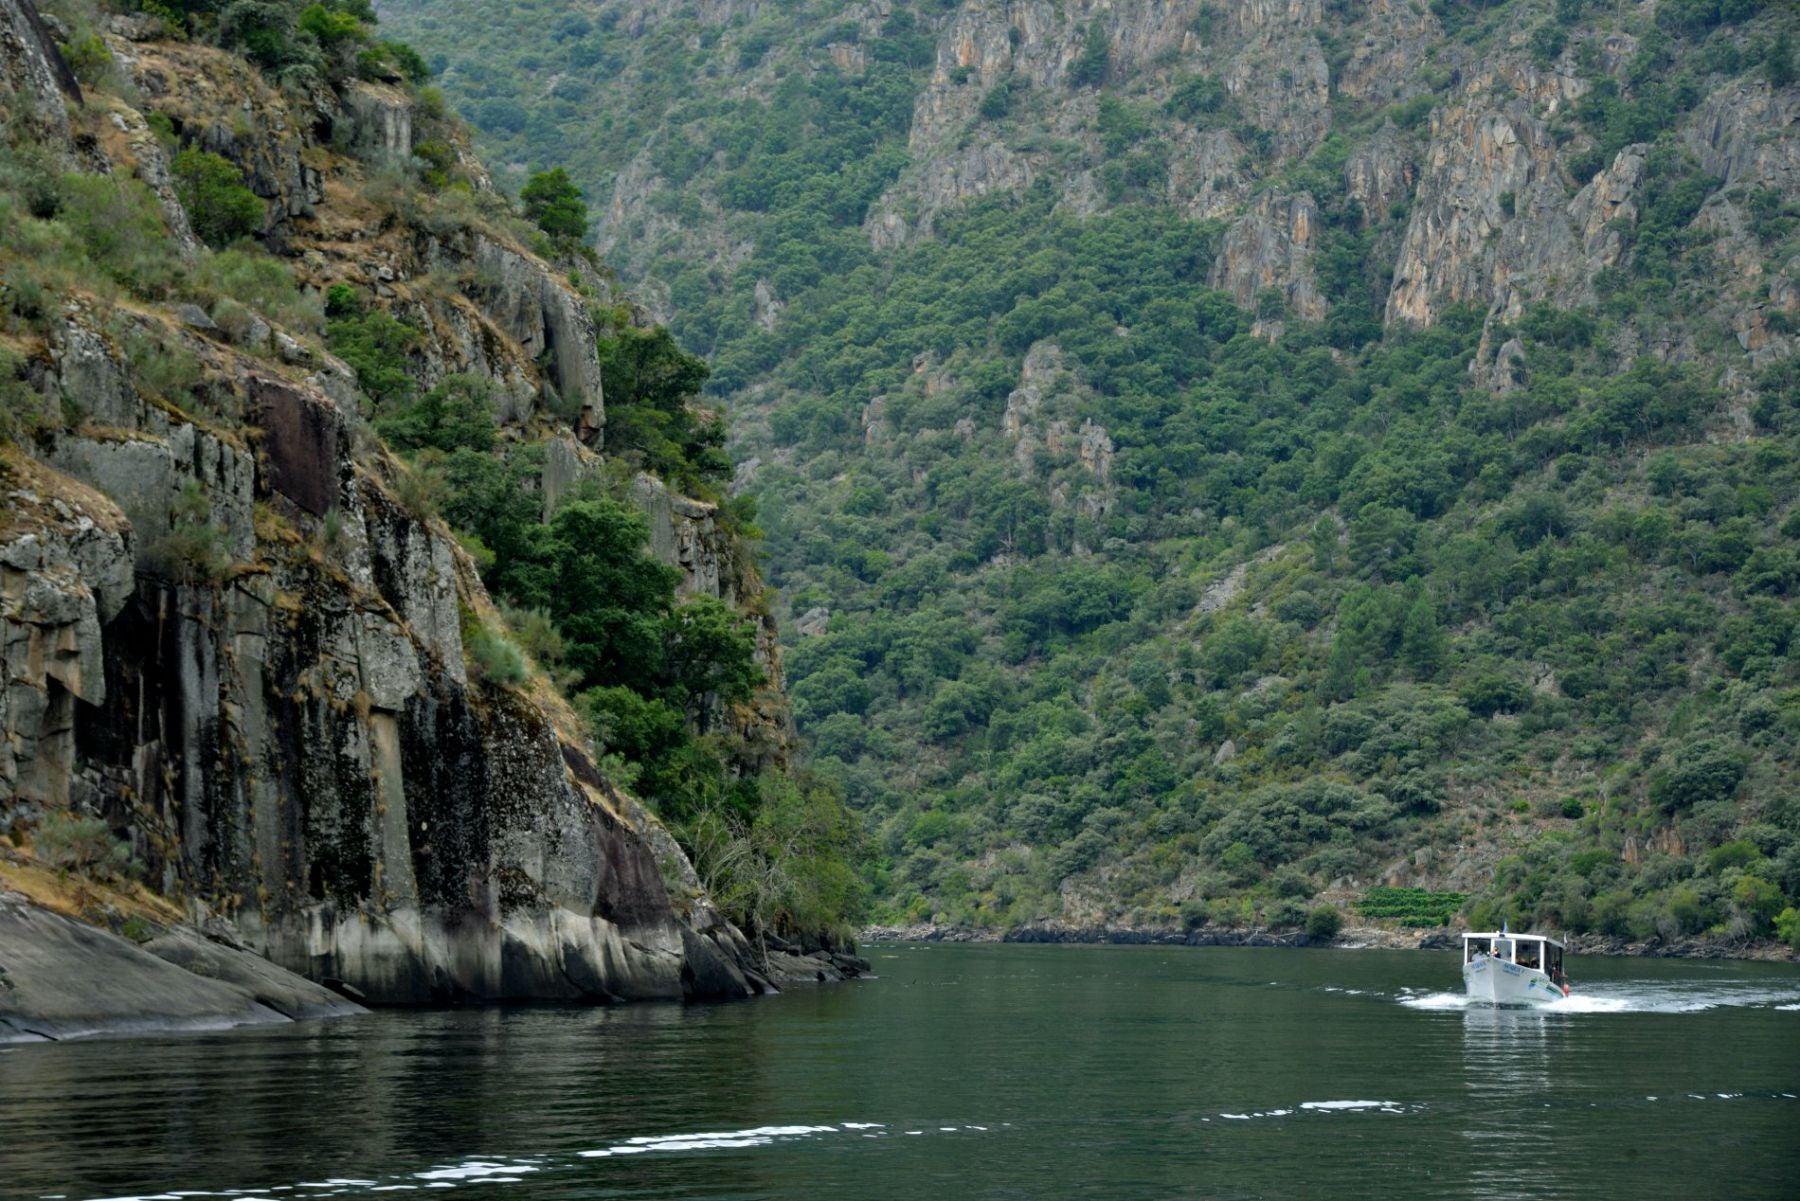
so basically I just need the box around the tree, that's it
[325,294,420,408]
[1648,741,1748,813]
[519,167,587,240]
[375,374,496,453]
[1770,30,1796,89]
[663,596,764,722]
[596,323,725,486]
[1070,19,1109,87]
[172,150,264,247]
[298,3,364,50]
[521,497,681,688]
[1399,590,1447,680]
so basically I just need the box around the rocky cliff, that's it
[0,0,818,1033]
[378,0,1800,941]
[410,0,1794,366]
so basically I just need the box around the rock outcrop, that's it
[2,321,766,1004]
[116,36,606,442]
[0,891,364,1043]
[1211,190,1326,327]
[0,0,77,146]
[0,5,817,1023]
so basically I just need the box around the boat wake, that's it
[1396,981,1800,1014]
[1213,1099,1410,1121]
[70,1123,997,1201]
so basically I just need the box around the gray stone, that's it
[274,331,314,365]
[0,892,320,1043]
[0,0,77,151]
[1212,190,1327,324]
[140,928,367,1022]
[176,303,219,332]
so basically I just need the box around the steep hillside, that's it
[0,0,867,1030]
[381,1,1795,947]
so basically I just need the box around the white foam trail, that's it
[580,1123,869,1159]
[89,1122,974,1199]
[1300,1100,1400,1111]
[411,1164,537,1183]
[1400,982,1800,1014]
[1540,994,1631,1013]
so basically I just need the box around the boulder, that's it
[0,892,351,1043]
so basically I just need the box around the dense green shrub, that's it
[324,286,420,407]
[172,150,265,247]
[145,480,232,583]
[463,613,528,684]
[519,167,587,240]
[32,810,136,881]
[375,374,496,453]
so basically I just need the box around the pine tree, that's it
[1400,591,1447,681]
[519,167,588,240]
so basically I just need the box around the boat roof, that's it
[1461,930,1565,949]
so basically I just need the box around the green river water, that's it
[2,943,1797,1200]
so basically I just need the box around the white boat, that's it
[1461,929,1569,1006]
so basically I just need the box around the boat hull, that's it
[1462,958,1564,1006]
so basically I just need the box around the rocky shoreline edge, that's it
[860,923,1799,963]
[0,888,871,1047]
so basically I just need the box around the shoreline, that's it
[859,923,1800,963]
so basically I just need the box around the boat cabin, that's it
[1461,931,1566,980]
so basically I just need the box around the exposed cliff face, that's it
[1,0,78,178]
[0,6,796,1014]
[863,0,1336,245]
[0,451,132,810]
[1211,190,1326,329]
[1385,60,1594,325]
[457,0,1798,377]
[106,33,606,443]
[4,323,763,1005]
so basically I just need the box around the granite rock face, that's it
[0,452,132,814]
[118,34,604,441]
[568,0,1798,377]
[0,8,791,1017]
[0,0,78,148]
[1211,190,1326,327]
[0,892,354,1043]
[1,335,767,1003]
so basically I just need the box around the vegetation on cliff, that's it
[375,0,1800,949]
[0,0,863,950]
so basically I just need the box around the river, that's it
[3,944,1797,1200]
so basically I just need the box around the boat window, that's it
[1465,940,1488,962]
[1493,939,1513,962]
[1517,943,1540,969]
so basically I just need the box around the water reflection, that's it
[4,947,1797,1201]
[0,1004,774,1201]
[1459,1006,1567,1197]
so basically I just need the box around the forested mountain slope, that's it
[1,0,866,1028]
[381,0,1800,948]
